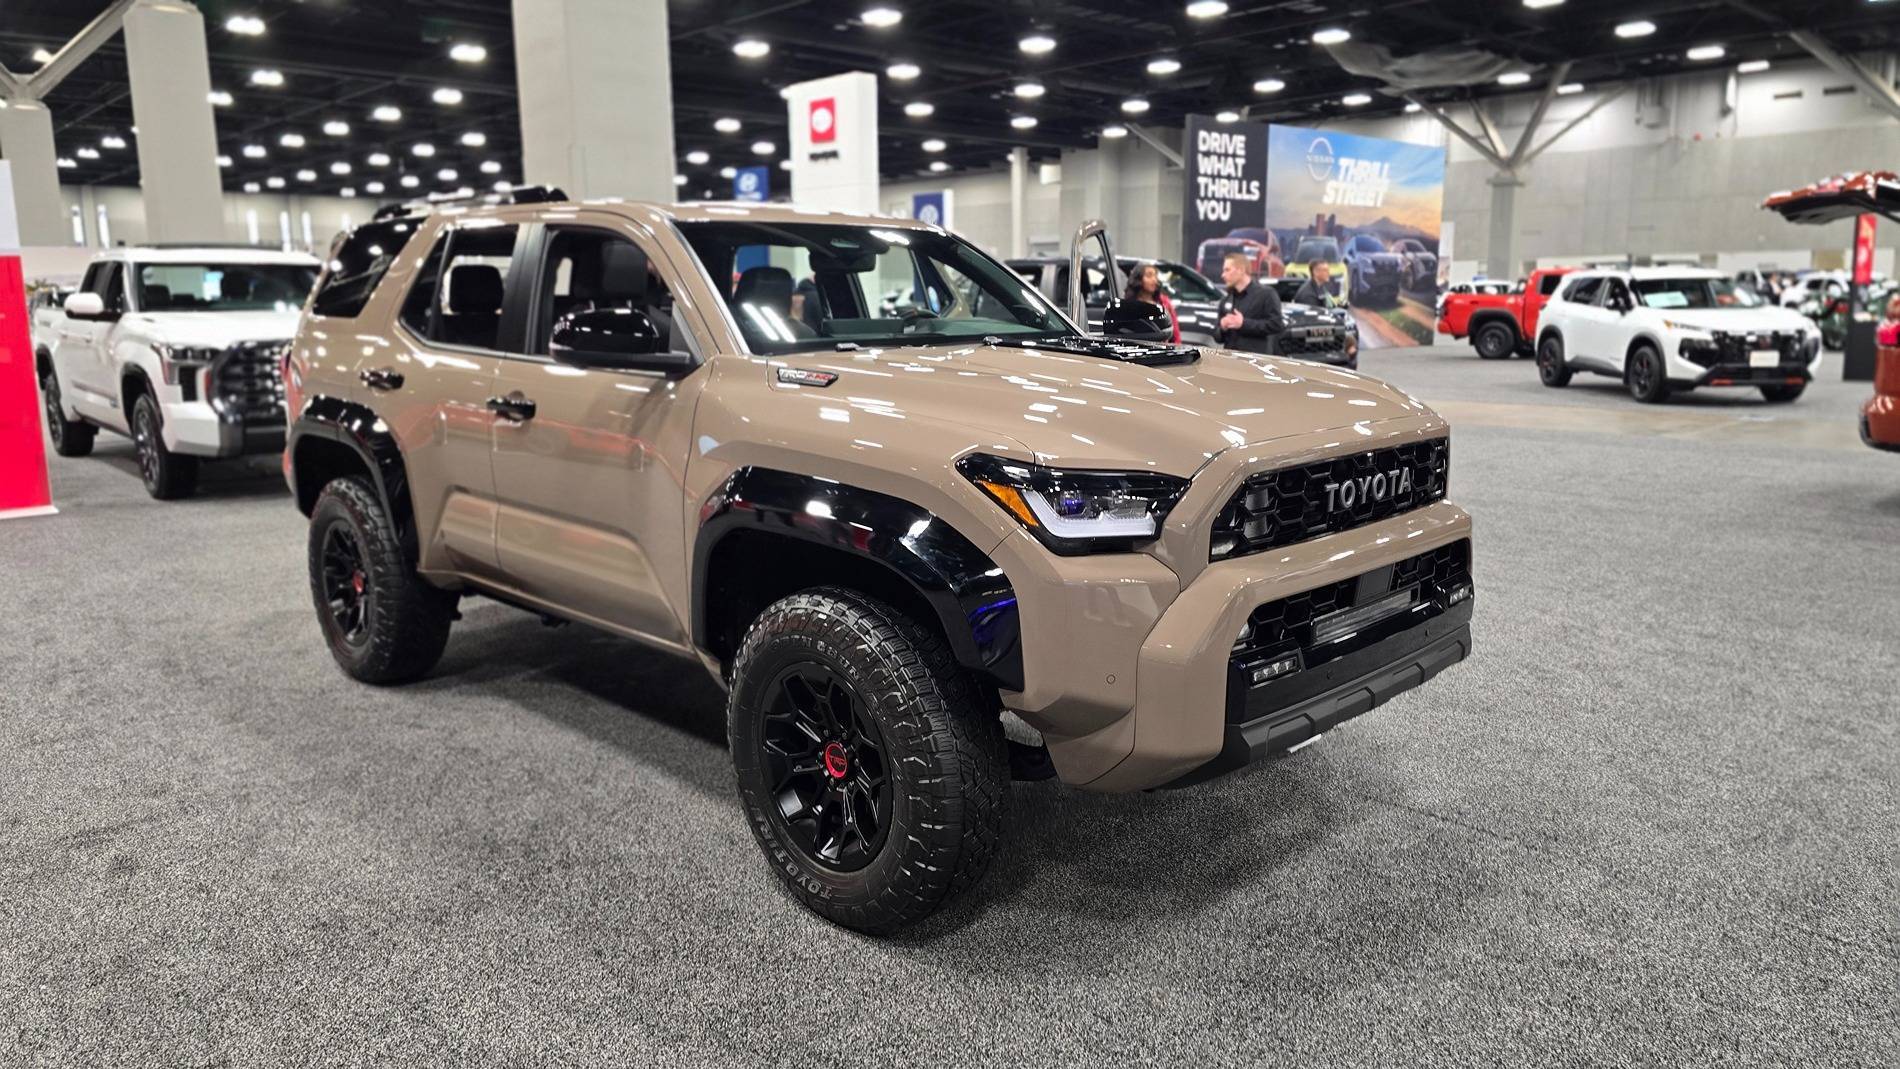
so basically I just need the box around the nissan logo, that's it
[1305,136,1336,182]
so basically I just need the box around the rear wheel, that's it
[729,587,1007,934]
[1761,383,1806,403]
[39,366,96,457]
[1626,344,1670,404]
[308,475,457,684]
[132,393,198,499]
[1474,321,1516,360]
[1537,334,1572,387]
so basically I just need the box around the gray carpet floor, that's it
[4,347,1895,1066]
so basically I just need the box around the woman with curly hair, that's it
[1123,261,1180,344]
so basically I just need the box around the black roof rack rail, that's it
[369,183,569,220]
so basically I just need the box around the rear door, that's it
[1553,275,1608,367]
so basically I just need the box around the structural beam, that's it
[1507,62,1574,171]
[1787,30,1900,123]
[1125,124,1182,168]
[0,101,70,245]
[1472,103,1507,161]
[1404,95,1509,171]
[123,0,225,243]
[17,0,139,102]
[512,0,676,201]
[1521,86,1629,166]
[1008,146,1027,258]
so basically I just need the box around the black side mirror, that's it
[549,307,695,375]
[1099,298,1172,343]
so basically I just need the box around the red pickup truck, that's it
[1438,267,1574,359]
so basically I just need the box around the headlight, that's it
[155,343,223,385]
[958,454,1188,555]
[1660,319,1712,338]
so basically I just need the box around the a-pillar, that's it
[0,101,69,246]
[1486,172,1524,280]
[512,0,674,202]
[123,0,224,243]
[1009,147,1028,258]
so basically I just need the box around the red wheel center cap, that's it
[351,572,366,596]
[821,741,849,779]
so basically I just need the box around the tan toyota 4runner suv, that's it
[284,188,1473,932]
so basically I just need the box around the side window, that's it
[1539,274,1564,296]
[78,264,104,295]
[1604,279,1631,308]
[399,223,519,351]
[1562,276,1603,305]
[312,218,422,318]
[532,227,679,355]
[100,264,128,313]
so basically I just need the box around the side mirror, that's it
[1099,297,1172,343]
[64,292,106,319]
[549,307,695,376]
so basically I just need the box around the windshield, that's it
[1633,276,1764,310]
[134,262,316,313]
[1140,261,1221,301]
[1349,236,1386,254]
[678,221,1071,353]
[1293,238,1339,262]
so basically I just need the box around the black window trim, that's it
[392,218,529,359]
[505,220,705,368]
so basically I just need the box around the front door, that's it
[56,262,125,426]
[487,217,708,647]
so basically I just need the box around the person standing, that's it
[1293,260,1341,309]
[1124,262,1181,344]
[1217,251,1283,353]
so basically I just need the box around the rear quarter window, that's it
[310,218,424,318]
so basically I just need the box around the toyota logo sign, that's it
[809,97,837,144]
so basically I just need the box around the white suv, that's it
[1534,268,1823,404]
[38,247,320,498]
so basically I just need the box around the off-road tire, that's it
[39,367,96,457]
[1760,383,1806,403]
[308,475,456,685]
[729,587,1008,934]
[1475,320,1516,360]
[1537,334,1572,387]
[1626,344,1670,404]
[132,393,197,499]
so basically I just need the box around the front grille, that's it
[1682,330,1810,370]
[1210,437,1449,561]
[1279,329,1349,356]
[214,340,289,423]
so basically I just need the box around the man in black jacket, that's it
[1292,260,1342,310]
[1217,251,1284,354]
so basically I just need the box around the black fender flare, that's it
[289,394,416,554]
[693,466,1023,691]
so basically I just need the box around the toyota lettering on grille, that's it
[1324,466,1415,512]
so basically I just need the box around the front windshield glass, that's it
[1148,261,1221,301]
[677,221,1071,353]
[1633,276,1764,310]
[1350,236,1386,253]
[1294,237,1339,262]
[135,262,317,312]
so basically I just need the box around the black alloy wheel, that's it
[1627,345,1669,404]
[1537,335,1572,387]
[319,525,373,651]
[306,476,457,684]
[760,662,893,872]
[40,370,95,457]
[1475,321,1515,360]
[131,394,198,499]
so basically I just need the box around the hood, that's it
[782,338,1431,476]
[120,309,302,348]
[1647,306,1815,334]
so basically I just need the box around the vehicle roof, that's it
[1573,266,1727,281]
[99,246,322,265]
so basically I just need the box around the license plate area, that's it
[1311,587,1418,646]
[1749,349,1780,368]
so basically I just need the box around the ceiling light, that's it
[449,42,487,63]
[1737,59,1771,73]
[1404,102,1422,113]
[1253,77,1286,94]
[1147,58,1182,75]
[225,15,265,36]
[242,144,266,158]
[399,175,420,188]
[32,48,55,65]
[685,149,710,165]
[1101,124,1129,138]
[1523,0,1565,7]
[57,157,76,169]
[1120,98,1150,114]
[861,6,902,28]
[100,135,126,149]
[1010,115,1038,129]
[904,101,935,117]
[1498,71,1532,86]
[249,68,283,87]
[437,168,458,181]
[492,181,511,193]
[733,38,771,59]
[887,62,921,80]
[714,116,743,133]
[266,176,286,189]
[480,160,502,174]
[922,138,946,152]
[412,142,436,157]
[1615,20,1656,38]
[217,154,232,167]
[1019,34,1056,55]
[330,161,351,175]
[322,120,349,136]
[929,161,950,172]
[296,169,316,182]
[207,90,233,107]
[365,181,385,194]
[371,105,401,122]
[752,140,776,155]
[1342,92,1373,106]
[242,181,260,192]
[278,132,305,148]
[432,87,463,105]
[675,174,688,186]
[1014,82,1046,99]
[1216,110,1240,123]
[461,131,487,147]
[1312,28,1351,45]
[779,159,791,171]
[1557,82,1585,94]
[1186,1,1230,17]
[367,152,391,166]
[719,165,738,179]
[1686,44,1725,61]
[341,188,356,198]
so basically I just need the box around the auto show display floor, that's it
[4,349,1894,1066]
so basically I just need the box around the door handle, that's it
[359,367,404,390]
[485,393,536,422]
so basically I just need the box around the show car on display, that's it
[1264,276,1360,368]
[282,192,1474,933]
[1340,234,1402,307]
[38,247,321,499]
[1195,226,1284,282]
[1534,267,1823,404]
[1007,254,1224,347]
[1438,267,1573,359]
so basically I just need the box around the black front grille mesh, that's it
[215,341,289,422]
[1210,437,1449,561]
[1279,331,1349,356]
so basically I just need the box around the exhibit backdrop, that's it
[1183,116,1447,348]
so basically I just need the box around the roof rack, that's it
[370,183,568,220]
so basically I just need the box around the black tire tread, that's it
[40,371,97,458]
[133,394,198,499]
[308,475,455,685]
[1475,320,1516,360]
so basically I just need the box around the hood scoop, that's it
[995,335,1201,368]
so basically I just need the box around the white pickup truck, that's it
[38,247,320,498]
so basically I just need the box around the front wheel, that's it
[132,393,198,499]
[308,475,457,684]
[1626,344,1670,404]
[729,588,1007,934]
[39,367,96,457]
[1537,335,1572,387]
[1474,321,1516,360]
[1761,383,1806,403]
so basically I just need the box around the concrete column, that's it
[1486,172,1524,280]
[512,0,674,202]
[122,0,224,242]
[1008,147,1028,258]
[0,101,69,246]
